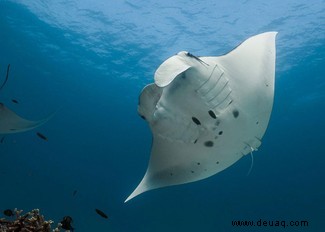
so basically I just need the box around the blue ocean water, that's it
[0,0,324,231]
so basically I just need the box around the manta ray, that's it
[0,103,50,134]
[0,65,50,135]
[125,32,278,202]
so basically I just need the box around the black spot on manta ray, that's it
[197,162,200,165]
[218,131,223,135]
[233,109,239,118]
[192,117,201,125]
[208,110,217,119]
[204,141,214,147]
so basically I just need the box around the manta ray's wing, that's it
[126,32,277,202]
[0,103,50,134]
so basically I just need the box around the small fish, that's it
[186,52,209,66]
[95,209,108,219]
[0,136,5,143]
[60,216,74,231]
[36,132,48,141]
[11,99,19,104]
[3,209,14,217]
[72,190,77,197]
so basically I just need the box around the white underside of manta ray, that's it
[126,32,278,202]
[0,103,50,134]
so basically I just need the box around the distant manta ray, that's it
[0,103,50,134]
[125,32,278,202]
[0,65,51,135]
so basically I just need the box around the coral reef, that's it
[0,208,72,232]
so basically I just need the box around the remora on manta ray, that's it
[126,32,277,202]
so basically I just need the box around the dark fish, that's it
[11,99,19,104]
[36,132,48,141]
[0,136,5,143]
[60,216,74,231]
[185,52,209,66]
[3,209,14,217]
[72,190,77,197]
[0,64,10,91]
[95,209,108,219]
